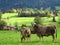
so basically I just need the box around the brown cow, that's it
[3,26,16,30]
[20,24,31,42]
[31,23,57,42]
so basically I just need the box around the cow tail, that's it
[54,25,57,38]
[55,28,57,38]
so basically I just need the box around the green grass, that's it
[0,25,60,45]
[0,13,60,45]
[0,31,20,45]
[2,13,34,26]
[2,13,18,19]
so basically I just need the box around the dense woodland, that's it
[5,8,59,17]
[0,0,60,12]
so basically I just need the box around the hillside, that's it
[0,0,60,11]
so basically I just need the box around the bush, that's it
[34,16,43,25]
[0,20,7,30]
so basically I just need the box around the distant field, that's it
[2,13,18,18]
[2,13,34,26]
[2,13,59,26]
[0,13,60,45]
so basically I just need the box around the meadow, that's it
[0,13,60,45]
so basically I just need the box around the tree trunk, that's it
[53,16,56,22]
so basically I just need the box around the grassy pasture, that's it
[2,13,34,26]
[0,25,60,45]
[2,13,18,19]
[0,13,60,45]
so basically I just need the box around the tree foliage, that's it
[0,10,2,20]
[0,20,7,30]
[18,9,47,17]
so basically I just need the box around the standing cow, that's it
[20,24,31,42]
[31,23,57,42]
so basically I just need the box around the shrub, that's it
[0,20,7,30]
[34,16,43,25]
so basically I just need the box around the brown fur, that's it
[3,26,16,30]
[21,25,31,42]
[31,23,57,42]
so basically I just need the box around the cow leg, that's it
[21,37,23,42]
[39,35,43,42]
[21,36,25,42]
[37,34,41,41]
[27,35,30,40]
[52,34,54,42]
[41,36,43,42]
[21,36,24,42]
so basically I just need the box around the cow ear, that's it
[33,22,36,25]
[34,24,38,28]
[31,22,37,27]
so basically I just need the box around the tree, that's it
[0,20,7,30]
[52,11,56,22]
[0,10,2,21]
[52,15,56,22]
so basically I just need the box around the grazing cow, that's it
[3,26,16,30]
[20,24,31,42]
[31,23,57,42]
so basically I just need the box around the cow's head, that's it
[31,22,38,34]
